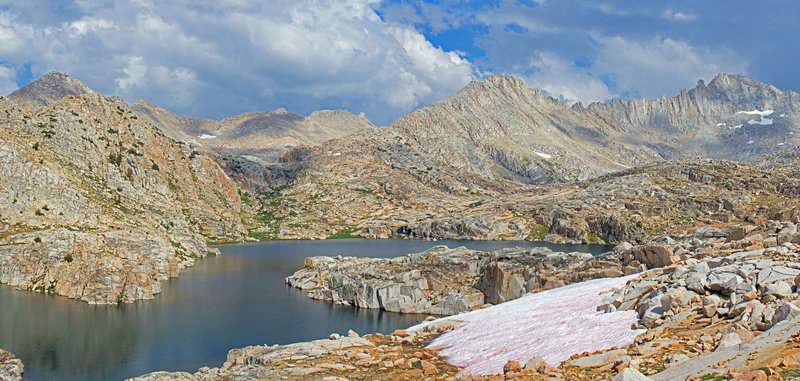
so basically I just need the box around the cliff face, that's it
[585,74,800,160]
[132,101,374,191]
[0,74,244,303]
[390,74,661,184]
[229,74,800,242]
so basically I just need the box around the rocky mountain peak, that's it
[8,72,95,108]
[704,73,792,108]
[457,74,550,103]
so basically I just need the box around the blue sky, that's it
[0,0,796,125]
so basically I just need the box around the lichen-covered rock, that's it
[0,73,244,303]
[287,245,620,315]
[0,348,23,381]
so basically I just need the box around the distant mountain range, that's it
[2,71,800,303]
[10,71,798,190]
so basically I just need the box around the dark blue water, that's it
[0,239,609,380]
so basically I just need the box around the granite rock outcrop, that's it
[286,245,629,315]
[0,348,23,381]
[0,73,244,303]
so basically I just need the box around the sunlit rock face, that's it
[410,275,644,376]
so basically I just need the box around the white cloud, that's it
[594,36,747,98]
[66,17,114,39]
[518,52,616,105]
[115,56,147,91]
[0,65,17,95]
[0,0,476,123]
[662,9,697,22]
[114,55,200,106]
[0,12,26,57]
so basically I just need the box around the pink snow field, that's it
[408,275,645,376]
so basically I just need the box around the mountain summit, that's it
[8,72,95,108]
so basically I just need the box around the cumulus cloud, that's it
[0,65,17,95]
[594,36,747,98]
[0,0,476,124]
[662,9,697,22]
[517,52,616,105]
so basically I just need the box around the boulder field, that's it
[0,348,23,381]
[132,218,800,380]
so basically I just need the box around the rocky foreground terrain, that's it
[0,73,244,304]
[0,348,23,381]
[130,218,800,380]
[287,245,629,315]
[4,71,800,379]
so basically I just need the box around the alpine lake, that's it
[0,239,610,380]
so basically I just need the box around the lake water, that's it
[0,239,609,380]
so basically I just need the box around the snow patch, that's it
[748,117,773,126]
[738,110,774,126]
[738,109,774,116]
[535,152,552,159]
[409,275,644,376]
[717,122,726,127]
[729,124,742,130]
[780,113,786,117]
[198,134,217,139]
[332,152,342,156]
[778,142,785,146]
[747,140,755,144]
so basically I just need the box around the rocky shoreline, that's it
[0,348,23,381]
[0,228,217,304]
[286,245,628,315]
[128,219,800,380]
[285,238,697,316]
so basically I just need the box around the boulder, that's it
[502,360,522,374]
[727,226,756,242]
[523,356,549,373]
[0,349,23,381]
[707,272,743,295]
[761,281,793,298]
[757,266,800,286]
[702,295,722,318]
[773,301,800,324]
[685,272,708,294]
[623,245,677,269]
[613,368,653,381]
[476,262,526,305]
[566,349,628,368]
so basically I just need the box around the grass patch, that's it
[781,368,800,377]
[699,374,730,381]
[526,224,549,241]
[327,226,361,239]
[586,231,607,244]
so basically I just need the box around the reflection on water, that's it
[0,239,609,380]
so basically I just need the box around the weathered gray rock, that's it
[564,349,627,368]
[773,301,800,324]
[287,245,620,315]
[128,371,197,381]
[761,281,793,298]
[523,355,549,373]
[623,245,677,269]
[757,266,800,286]
[706,272,743,295]
[702,295,722,318]
[652,314,800,380]
[613,367,652,381]
[477,262,526,304]
[0,348,23,381]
